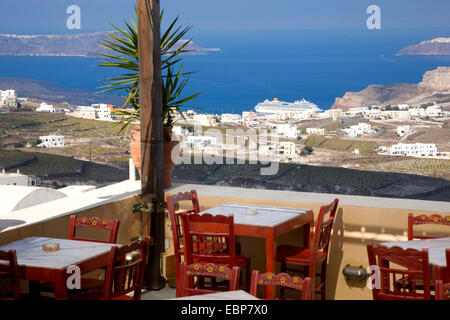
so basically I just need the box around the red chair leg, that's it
[320,261,327,300]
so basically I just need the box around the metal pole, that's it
[137,0,165,290]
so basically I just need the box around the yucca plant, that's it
[96,9,200,131]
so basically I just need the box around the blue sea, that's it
[1,28,450,114]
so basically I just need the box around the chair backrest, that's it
[436,249,450,300]
[176,261,240,297]
[407,213,450,240]
[181,212,236,265]
[311,199,339,256]
[435,280,450,300]
[103,237,150,300]
[250,271,312,300]
[367,244,431,300]
[68,215,120,244]
[0,249,21,300]
[166,191,200,270]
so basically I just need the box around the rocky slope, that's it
[0,33,219,57]
[397,38,450,56]
[332,67,450,110]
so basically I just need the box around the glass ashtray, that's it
[42,243,60,252]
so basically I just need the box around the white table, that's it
[199,203,313,299]
[172,290,259,300]
[381,237,450,281]
[199,203,311,227]
[0,236,118,299]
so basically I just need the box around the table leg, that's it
[303,213,313,248]
[264,228,276,299]
[54,270,68,300]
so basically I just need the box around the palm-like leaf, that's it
[95,8,200,131]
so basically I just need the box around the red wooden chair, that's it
[276,198,339,300]
[70,237,150,300]
[436,248,450,300]
[367,244,431,300]
[407,213,450,240]
[250,271,312,300]
[68,215,120,244]
[181,212,251,291]
[167,191,200,281]
[176,261,240,297]
[0,249,21,300]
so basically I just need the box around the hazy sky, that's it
[1,0,450,34]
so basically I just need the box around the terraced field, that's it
[0,150,36,170]
[305,136,378,154]
[357,158,450,179]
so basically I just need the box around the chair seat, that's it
[276,245,327,264]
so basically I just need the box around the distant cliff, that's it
[0,77,123,105]
[397,38,450,56]
[0,33,219,57]
[332,67,450,110]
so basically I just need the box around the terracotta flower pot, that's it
[129,124,179,188]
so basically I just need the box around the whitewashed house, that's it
[306,128,325,135]
[221,114,242,124]
[192,114,217,127]
[342,123,375,137]
[36,102,56,113]
[0,90,17,108]
[276,124,300,139]
[396,125,410,137]
[38,135,65,148]
[388,143,437,157]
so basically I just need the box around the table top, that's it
[0,236,117,269]
[171,290,259,300]
[199,203,311,227]
[381,237,450,267]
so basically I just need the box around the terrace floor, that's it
[141,286,176,300]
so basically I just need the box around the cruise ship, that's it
[254,98,321,114]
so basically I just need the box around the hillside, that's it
[0,33,219,57]
[397,38,450,56]
[332,67,450,110]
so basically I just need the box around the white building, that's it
[92,103,113,121]
[187,135,218,148]
[0,170,36,186]
[259,141,297,158]
[342,123,375,137]
[73,104,113,120]
[275,124,300,139]
[192,114,217,127]
[425,105,442,117]
[306,128,325,135]
[388,143,437,157]
[172,126,191,138]
[220,113,242,124]
[345,107,369,117]
[38,135,65,148]
[397,104,410,110]
[36,102,56,113]
[396,125,410,137]
[381,110,411,120]
[0,90,17,108]
[324,108,343,120]
[408,105,442,118]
